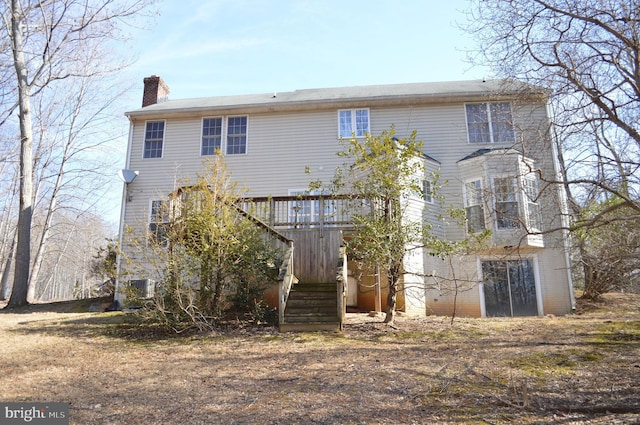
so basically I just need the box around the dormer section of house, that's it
[118,77,575,320]
[458,148,544,248]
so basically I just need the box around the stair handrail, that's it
[278,243,296,325]
[231,201,296,326]
[231,202,293,246]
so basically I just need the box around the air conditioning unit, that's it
[129,279,155,299]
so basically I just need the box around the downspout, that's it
[114,118,135,305]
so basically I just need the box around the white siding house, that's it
[116,76,575,320]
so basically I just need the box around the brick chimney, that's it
[142,75,170,107]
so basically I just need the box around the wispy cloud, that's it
[138,37,266,66]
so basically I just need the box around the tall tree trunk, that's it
[0,180,18,300]
[8,1,34,308]
[0,231,17,300]
[384,263,401,324]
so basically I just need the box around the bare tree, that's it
[0,155,18,300]
[466,0,640,297]
[27,75,127,300]
[0,0,154,307]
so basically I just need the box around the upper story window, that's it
[201,118,222,155]
[143,121,165,158]
[464,179,486,233]
[465,102,514,144]
[494,177,520,229]
[201,116,248,156]
[227,116,247,154]
[338,108,369,138]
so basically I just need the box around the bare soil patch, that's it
[1,293,639,424]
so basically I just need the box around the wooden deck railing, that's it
[236,195,363,230]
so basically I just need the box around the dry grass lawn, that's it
[1,293,639,424]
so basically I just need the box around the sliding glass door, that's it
[482,259,538,317]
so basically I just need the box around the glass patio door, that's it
[482,259,538,317]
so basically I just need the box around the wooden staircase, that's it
[280,282,341,332]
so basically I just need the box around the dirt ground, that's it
[0,294,639,425]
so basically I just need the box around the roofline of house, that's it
[125,79,550,121]
[457,147,530,164]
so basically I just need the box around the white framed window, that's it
[227,116,247,154]
[143,120,165,158]
[523,177,541,231]
[465,102,514,144]
[338,108,370,138]
[148,199,171,246]
[423,180,433,204]
[464,179,486,233]
[201,118,222,155]
[201,116,248,156]
[493,176,520,229]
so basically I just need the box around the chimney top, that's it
[142,75,170,107]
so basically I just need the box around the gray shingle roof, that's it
[458,148,523,162]
[126,79,547,118]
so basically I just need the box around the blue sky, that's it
[127,0,486,100]
[106,0,485,227]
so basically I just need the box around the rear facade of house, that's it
[117,76,575,319]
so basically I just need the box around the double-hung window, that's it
[338,108,369,138]
[149,200,170,246]
[201,118,222,155]
[523,177,541,231]
[201,116,248,156]
[227,116,247,154]
[423,180,433,204]
[465,102,514,144]
[143,121,165,158]
[494,177,520,229]
[464,179,486,233]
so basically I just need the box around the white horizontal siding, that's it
[126,102,561,243]
[121,95,572,318]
